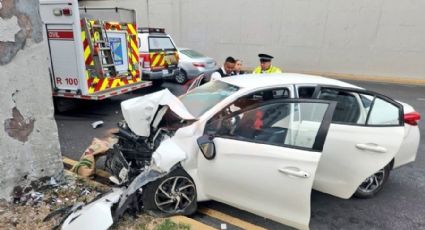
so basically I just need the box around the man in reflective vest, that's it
[252,53,282,74]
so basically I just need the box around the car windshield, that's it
[180,81,239,117]
[180,49,205,59]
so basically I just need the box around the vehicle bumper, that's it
[142,68,180,80]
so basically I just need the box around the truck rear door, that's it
[40,1,82,91]
[148,36,179,71]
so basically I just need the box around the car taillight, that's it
[404,111,421,126]
[193,62,205,68]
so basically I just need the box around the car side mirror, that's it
[197,134,216,160]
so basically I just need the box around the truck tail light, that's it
[62,8,72,16]
[193,62,205,68]
[140,54,150,68]
[404,111,421,126]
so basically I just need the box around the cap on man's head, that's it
[258,53,274,62]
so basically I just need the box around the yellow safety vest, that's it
[252,66,282,74]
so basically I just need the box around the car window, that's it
[148,36,176,51]
[367,98,400,125]
[316,88,401,126]
[207,88,291,123]
[298,86,316,98]
[180,49,205,58]
[180,81,239,117]
[208,102,330,150]
[360,94,373,109]
[318,89,360,124]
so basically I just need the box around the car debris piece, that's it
[60,189,123,230]
[91,120,104,129]
[114,166,167,219]
[49,177,58,187]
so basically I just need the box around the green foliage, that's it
[154,219,190,230]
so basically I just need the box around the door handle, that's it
[278,167,310,178]
[355,143,387,153]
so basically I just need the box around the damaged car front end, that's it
[60,89,199,229]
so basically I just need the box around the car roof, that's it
[219,73,362,89]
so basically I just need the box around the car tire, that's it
[175,70,188,84]
[354,162,391,198]
[142,167,197,216]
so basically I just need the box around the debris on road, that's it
[91,120,104,129]
[0,171,183,230]
[0,171,109,229]
[221,223,227,230]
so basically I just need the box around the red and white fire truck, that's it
[40,0,151,101]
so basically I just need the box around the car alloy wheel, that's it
[175,71,187,84]
[154,176,196,213]
[142,168,197,215]
[354,162,391,198]
[357,168,385,193]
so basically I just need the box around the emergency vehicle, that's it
[138,28,180,83]
[40,0,151,101]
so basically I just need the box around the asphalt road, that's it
[55,80,425,230]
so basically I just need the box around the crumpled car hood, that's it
[121,89,195,137]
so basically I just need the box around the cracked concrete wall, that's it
[0,0,63,200]
[82,0,425,79]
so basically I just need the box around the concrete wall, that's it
[81,0,425,80]
[0,0,63,200]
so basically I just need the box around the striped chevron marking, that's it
[81,30,94,66]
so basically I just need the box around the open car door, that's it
[310,86,405,198]
[197,99,336,229]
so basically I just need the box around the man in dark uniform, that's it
[211,56,236,80]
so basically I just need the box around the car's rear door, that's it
[308,86,405,198]
[198,99,336,229]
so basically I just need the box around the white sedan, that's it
[63,74,422,230]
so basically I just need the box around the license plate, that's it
[162,69,169,75]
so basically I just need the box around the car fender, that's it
[152,137,187,172]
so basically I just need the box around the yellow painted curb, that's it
[198,207,267,230]
[170,215,217,230]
